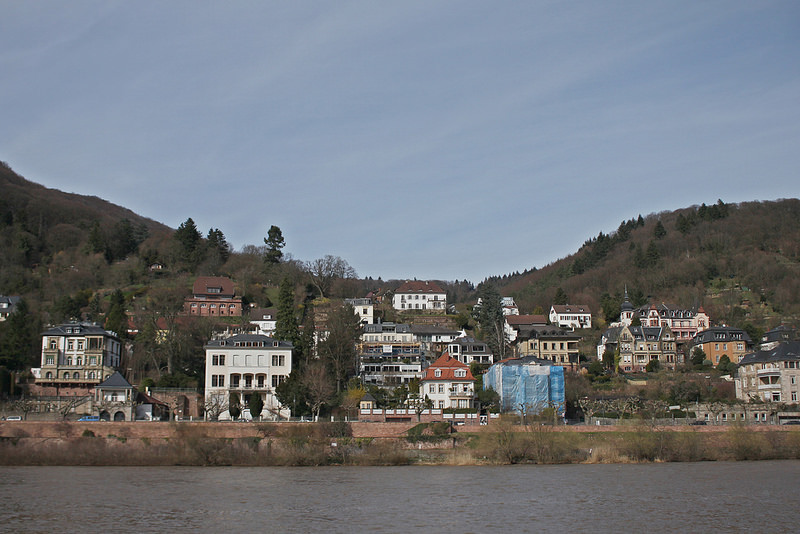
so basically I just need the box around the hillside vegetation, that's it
[1,161,799,380]
[493,199,800,331]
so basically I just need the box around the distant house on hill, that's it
[691,326,753,365]
[392,281,446,311]
[249,307,278,336]
[504,314,547,343]
[0,295,21,321]
[549,304,592,329]
[185,276,242,317]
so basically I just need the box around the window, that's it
[211,375,225,387]
[434,369,441,377]
[212,354,226,366]
[455,369,466,378]
[429,384,436,393]
[438,384,444,393]
[50,340,57,349]
[272,354,285,366]
[792,392,798,402]
[73,372,79,379]
[90,356,97,365]
[272,375,286,387]
[63,372,70,379]
[46,356,54,365]
[46,372,52,379]
[68,340,74,350]
[66,357,73,365]
[257,375,265,388]
[792,376,796,385]
[76,357,82,366]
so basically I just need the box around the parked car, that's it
[5,416,22,421]
[782,420,800,425]
[690,420,706,426]
[77,416,100,422]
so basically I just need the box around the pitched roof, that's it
[693,326,752,345]
[97,371,133,389]
[205,333,293,349]
[739,341,800,366]
[551,304,591,314]
[192,276,235,296]
[505,314,547,326]
[421,352,475,382]
[395,280,445,294]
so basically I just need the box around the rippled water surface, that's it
[3,462,799,533]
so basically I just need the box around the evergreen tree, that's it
[553,287,568,305]
[0,299,38,370]
[274,278,299,345]
[248,393,264,420]
[653,220,667,240]
[173,217,203,269]
[105,289,128,340]
[264,225,285,265]
[206,228,231,263]
[229,392,241,419]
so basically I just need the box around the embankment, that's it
[1,421,798,466]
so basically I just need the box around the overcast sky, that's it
[2,1,799,283]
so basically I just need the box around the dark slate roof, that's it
[516,325,581,341]
[42,322,117,337]
[693,326,752,345]
[739,341,800,366]
[761,326,795,344]
[97,371,133,389]
[205,333,293,349]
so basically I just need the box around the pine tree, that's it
[264,225,285,265]
[274,278,299,345]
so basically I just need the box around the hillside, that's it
[2,160,799,351]
[493,199,800,332]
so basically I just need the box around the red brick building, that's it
[184,276,243,317]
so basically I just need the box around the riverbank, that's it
[2,421,799,466]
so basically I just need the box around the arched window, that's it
[66,357,73,365]
[73,372,80,379]
[63,372,70,379]
[46,372,53,379]
[76,357,83,365]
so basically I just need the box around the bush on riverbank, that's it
[1,424,798,466]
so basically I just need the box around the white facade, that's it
[204,334,293,420]
[392,281,447,311]
[345,298,375,325]
[249,308,277,336]
[549,305,592,329]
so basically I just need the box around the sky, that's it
[2,1,799,283]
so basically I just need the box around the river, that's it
[2,461,798,533]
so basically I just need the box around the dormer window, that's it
[434,369,442,378]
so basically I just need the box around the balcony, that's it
[448,389,474,398]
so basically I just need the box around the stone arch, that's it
[113,411,126,422]
[99,410,111,421]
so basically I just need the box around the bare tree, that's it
[204,393,230,421]
[304,255,357,298]
[303,361,335,420]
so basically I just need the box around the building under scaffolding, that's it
[483,355,565,415]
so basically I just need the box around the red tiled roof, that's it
[395,280,445,294]
[505,314,547,326]
[421,352,475,382]
[192,276,235,296]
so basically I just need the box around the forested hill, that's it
[0,161,172,293]
[492,199,800,329]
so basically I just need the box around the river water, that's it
[2,461,799,533]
